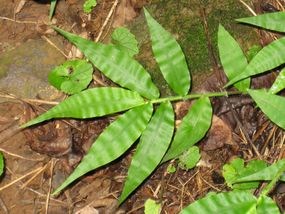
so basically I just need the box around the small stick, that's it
[0,16,37,24]
[238,0,257,16]
[95,0,119,42]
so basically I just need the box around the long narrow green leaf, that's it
[53,27,159,99]
[269,68,285,94]
[22,87,145,128]
[144,9,190,96]
[225,37,285,87]
[162,97,212,162]
[235,159,285,183]
[119,101,174,203]
[181,191,257,214]
[218,24,250,92]
[236,12,285,33]
[49,0,57,20]
[52,103,153,195]
[248,89,285,129]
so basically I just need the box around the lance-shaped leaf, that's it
[22,87,145,128]
[248,89,285,129]
[111,27,139,57]
[52,103,153,195]
[235,158,285,183]
[53,27,159,99]
[162,97,212,162]
[181,191,257,214]
[218,24,250,92]
[269,68,285,94]
[119,101,174,203]
[225,37,285,87]
[236,12,285,33]
[144,8,190,96]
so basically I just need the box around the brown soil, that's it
[0,0,285,213]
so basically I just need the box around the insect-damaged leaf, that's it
[22,87,145,128]
[53,103,153,195]
[48,59,93,95]
[53,27,159,99]
[236,12,285,33]
[119,101,174,203]
[248,89,285,129]
[162,97,212,162]
[225,37,285,87]
[144,8,190,96]
[218,24,250,92]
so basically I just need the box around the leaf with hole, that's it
[48,59,93,94]
[236,12,285,33]
[119,101,174,203]
[248,89,285,129]
[144,8,190,96]
[225,37,285,87]
[269,68,285,94]
[53,103,153,195]
[21,87,145,128]
[218,24,250,92]
[53,27,159,99]
[111,27,139,57]
[181,191,257,214]
[162,97,212,162]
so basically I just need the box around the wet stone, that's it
[0,39,65,100]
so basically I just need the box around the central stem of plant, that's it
[150,90,243,104]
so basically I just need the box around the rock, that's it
[0,39,65,100]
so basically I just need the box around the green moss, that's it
[129,0,258,94]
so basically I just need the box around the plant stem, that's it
[149,91,243,104]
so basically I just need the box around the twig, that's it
[21,163,49,189]
[45,159,57,214]
[238,0,257,16]
[42,35,69,58]
[0,148,44,161]
[0,165,46,192]
[95,0,119,42]
[0,16,37,24]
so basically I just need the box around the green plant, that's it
[22,9,285,211]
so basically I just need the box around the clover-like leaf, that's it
[222,158,267,190]
[83,0,97,13]
[144,199,161,214]
[178,146,201,170]
[181,191,257,214]
[22,87,145,128]
[162,97,212,162]
[218,24,250,92]
[111,27,139,57]
[236,12,285,33]
[48,59,93,94]
[269,68,285,94]
[225,37,285,87]
[248,89,285,129]
[144,8,190,96]
[53,103,153,195]
[119,101,174,203]
[53,27,159,99]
